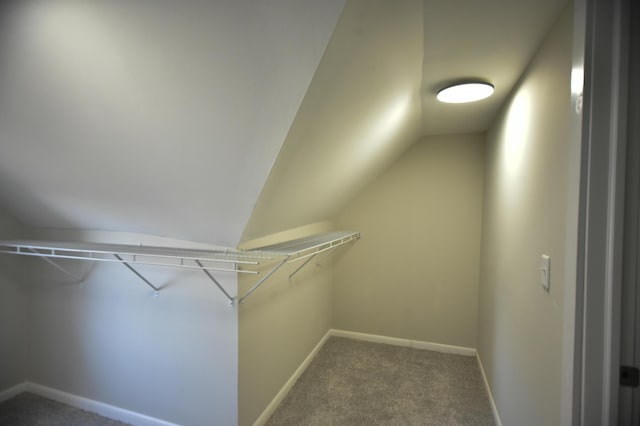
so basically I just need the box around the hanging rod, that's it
[0,231,360,306]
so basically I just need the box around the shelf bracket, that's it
[114,254,160,296]
[195,259,235,306]
[27,248,84,283]
[238,257,289,305]
[289,253,318,279]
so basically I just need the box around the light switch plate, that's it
[540,255,550,291]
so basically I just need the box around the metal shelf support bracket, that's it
[28,248,84,284]
[195,259,235,306]
[289,253,318,279]
[238,257,289,305]
[114,254,160,296]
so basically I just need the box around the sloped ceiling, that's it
[241,0,566,242]
[0,0,345,246]
[241,0,424,242]
[0,0,568,246]
[420,0,567,135]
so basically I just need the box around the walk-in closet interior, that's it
[0,0,581,425]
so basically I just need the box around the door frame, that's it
[618,0,640,422]
[572,0,631,424]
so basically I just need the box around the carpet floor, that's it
[0,392,130,426]
[265,337,496,426]
[0,338,496,426]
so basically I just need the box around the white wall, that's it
[334,134,485,348]
[0,210,25,394]
[23,229,238,426]
[476,4,574,425]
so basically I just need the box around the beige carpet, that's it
[0,392,130,426]
[266,337,496,426]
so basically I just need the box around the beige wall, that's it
[0,210,25,393]
[476,4,574,426]
[238,223,335,426]
[238,1,423,421]
[334,134,485,348]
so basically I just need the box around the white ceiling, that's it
[242,0,568,241]
[0,0,568,245]
[0,0,345,246]
[421,0,568,135]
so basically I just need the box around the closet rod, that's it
[0,249,260,274]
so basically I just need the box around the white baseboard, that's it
[476,354,503,426]
[331,329,477,357]
[18,382,178,426]
[253,329,332,426]
[0,382,28,403]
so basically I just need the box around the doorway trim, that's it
[572,0,630,424]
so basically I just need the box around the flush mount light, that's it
[436,82,495,103]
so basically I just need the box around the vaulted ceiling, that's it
[0,0,567,246]
[242,0,567,241]
[0,0,345,246]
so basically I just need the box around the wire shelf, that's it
[0,231,360,306]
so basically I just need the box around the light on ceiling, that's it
[436,82,495,103]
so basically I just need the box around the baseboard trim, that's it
[253,329,333,426]
[21,382,178,426]
[0,382,28,403]
[331,329,477,357]
[476,354,503,426]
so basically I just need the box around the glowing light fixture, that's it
[436,82,495,103]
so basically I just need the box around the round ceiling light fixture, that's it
[436,82,495,104]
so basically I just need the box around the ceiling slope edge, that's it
[241,0,425,243]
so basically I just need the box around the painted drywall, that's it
[476,4,574,426]
[241,0,424,242]
[0,0,345,246]
[0,210,25,393]
[333,134,485,348]
[23,229,238,426]
[238,223,337,426]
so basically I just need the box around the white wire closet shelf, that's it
[0,231,360,306]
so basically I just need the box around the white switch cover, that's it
[540,255,550,291]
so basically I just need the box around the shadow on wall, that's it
[0,169,79,230]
